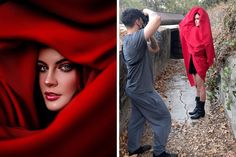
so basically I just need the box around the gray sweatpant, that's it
[126,89,171,155]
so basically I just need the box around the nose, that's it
[44,71,58,87]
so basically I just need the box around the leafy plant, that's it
[222,66,232,92]
[226,94,233,110]
[206,0,236,104]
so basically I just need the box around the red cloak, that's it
[179,6,215,86]
[0,1,116,157]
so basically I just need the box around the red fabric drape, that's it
[179,6,215,86]
[0,1,116,157]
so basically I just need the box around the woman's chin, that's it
[45,101,64,111]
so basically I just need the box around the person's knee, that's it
[165,112,171,126]
[162,104,171,119]
[198,82,205,91]
[196,79,204,89]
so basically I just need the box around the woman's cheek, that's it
[59,71,78,96]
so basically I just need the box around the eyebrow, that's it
[55,58,69,64]
[37,58,69,65]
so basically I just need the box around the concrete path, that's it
[159,59,235,156]
[164,63,208,125]
[165,72,195,124]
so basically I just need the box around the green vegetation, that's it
[206,66,218,102]
[222,67,232,92]
[226,95,233,110]
[206,0,236,109]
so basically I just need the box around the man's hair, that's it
[121,8,143,27]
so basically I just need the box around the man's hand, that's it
[142,9,161,41]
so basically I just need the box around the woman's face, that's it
[37,48,78,111]
[195,13,200,27]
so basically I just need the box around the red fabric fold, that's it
[179,6,215,86]
[0,1,116,157]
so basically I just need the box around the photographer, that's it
[121,8,177,157]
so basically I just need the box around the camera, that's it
[140,12,149,27]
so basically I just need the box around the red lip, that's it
[44,92,61,101]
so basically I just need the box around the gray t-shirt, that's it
[123,29,154,93]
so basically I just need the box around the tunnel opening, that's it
[170,28,182,59]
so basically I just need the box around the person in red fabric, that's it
[37,48,81,111]
[0,0,116,156]
[35,47,84,127]
[179,7,215,119]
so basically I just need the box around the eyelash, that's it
[59,63,74,72]
[37,64,48,73]
[37,63,74,73]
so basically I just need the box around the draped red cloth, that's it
[0,1,116,157]
[179,6,215,86]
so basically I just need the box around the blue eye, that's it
[37,64,48,72]
[59,63,74,72]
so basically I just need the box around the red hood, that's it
[0,1,116,157]
[179,6,215,86]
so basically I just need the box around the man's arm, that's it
[147,36,160,53]
[143,9,161,41]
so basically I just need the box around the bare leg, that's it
[190,74,206,119]
[189,74,201,115]
[195,74,206,101]
[193,74,200,97]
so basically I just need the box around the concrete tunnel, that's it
[157,11,184,59]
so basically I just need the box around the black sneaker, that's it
[128,144,152,156]
[153,151,178,157]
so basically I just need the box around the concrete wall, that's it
[160,25,182,59]
[219,54,236,137]
[119,27,171,132]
